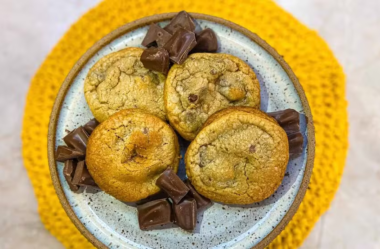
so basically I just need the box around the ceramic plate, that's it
[48,13,315,249]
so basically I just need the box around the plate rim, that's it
[48,12,315,249]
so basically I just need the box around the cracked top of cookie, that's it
[86,109,180,202]
[185,108,289,204]
[164,53,260,140]
[84,47,166,122]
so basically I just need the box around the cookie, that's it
[86,109,180,202]
[164,53,260,140]
[185,107,289,204]
[84,47,166,122]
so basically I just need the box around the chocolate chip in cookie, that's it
[188,94,198,103]
[249,144,256,153]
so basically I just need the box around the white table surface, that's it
[0,0,379,248]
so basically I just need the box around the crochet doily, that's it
[21,0,348,248]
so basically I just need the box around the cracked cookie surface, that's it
[86,109,180,202]
[185,108,289,204]
[84,47,166,122]
[165,53,260,141]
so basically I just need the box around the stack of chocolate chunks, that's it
[268,109,304,157]
[140,11,218,74]
[55,119,99,191]
[137,169,211,231]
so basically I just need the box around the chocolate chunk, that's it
[136,191,168,205]
[268,109,300,133]
[163,28,197,64]
[288,132,304,156]
[188,94,198,103]
[72,161,97,187]
[156,169,189,204]
[142,24,173,48]
[140,47,170,74]
[137,198,172,230]
[281,121,300,135]
[268,109,304,156]
[141,25,157,47]
[83,119,99,135]
[63,160,79,191]
[55,145,85,162]
[156,31,173,48]
[193,28,218,53]
[184,180,211,210]
[63,126,89,154]
[164,11,196,34]
[173,198,197,230]
[249,145,256,153]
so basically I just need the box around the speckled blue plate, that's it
[48,13,315,249]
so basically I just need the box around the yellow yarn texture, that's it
[21,0,348,248]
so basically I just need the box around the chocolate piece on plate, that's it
[136,191,168,205]
[63,126,89,154]
[83,119,99,135]
[63,160,79,191]
[156,169,189,204]
[193,28,218,53]
[141,24,172,48]
[268,109,304,156]
[184,179,211,210]
[173,198,197,230]
[137,198,172,230]
[288,132,304,156]
[55,145,85,162]
[164,28,197,64]
[280,121,300,136]
[140,47,170,74]
[72,161,97,187]
[164,11,196,34]
[268,109,300,133]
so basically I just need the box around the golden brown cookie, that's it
[164,53,260,141]
[86,109,180,202]
[84,47,166,122]
[185,107,289,204]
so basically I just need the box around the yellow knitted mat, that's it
[21,0,348,248]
